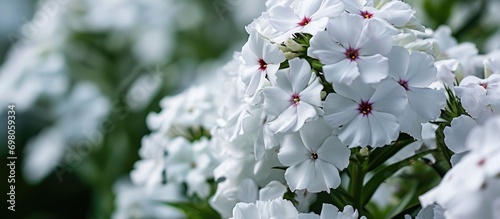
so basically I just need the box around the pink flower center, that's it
[480,83,488,89]
[310,152,318,160]
[478,158,486,166]
[360,10,373,19]
[291,93,301,106]
[358,101,373,116]
[258,59,268,71]
[345,48,359,61]
[298,17,312,26]
[398,79,410,91]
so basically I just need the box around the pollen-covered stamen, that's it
[258,59,268,71]
[345,48,359,61]
[398,79,410,91]
[358,101,373,116]
[480,82,488,89]
[310,152,318,160]
[291,93,301,106]
[298,17,312,26]
[360,10,373,19]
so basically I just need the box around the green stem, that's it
[348,156,365,213]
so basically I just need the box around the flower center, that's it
[258,59,268,71]
[345,48,359,61]
[478,158,486,166]
[480,83,488,89]
[291,93,301,106]
[360,10,373,19]
[298,17,312,26]
[310,152,318,160]
[398,79,410,91]
[358,101,373,116]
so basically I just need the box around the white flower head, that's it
[277,119,350,193]
[263,58,323,133]
[308,13,393,85]
[420,116,500,219]
[241,27,286,104]
[387,46,446,139]
[324,78,407,147]
[268,0,344,40]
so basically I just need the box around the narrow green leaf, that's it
[361,150,435,206]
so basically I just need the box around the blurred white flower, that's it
[420,116,500,219]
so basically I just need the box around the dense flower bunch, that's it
[126,0,500,218]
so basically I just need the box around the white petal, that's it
[268,105,298,133]
[406,51,437,87]
[288,58,313,92]
[338,114,371,147]
[324,93,359,127]
[278,133,310,166]
[294,103,319,132]
[444,115,477,154]
[407,87,446,120]
[388,46,410,80]
[284,159,315,191]
[327,13,363,48]
[368,111,400,147]
[263,87,292,117]
[237,179,259,203]
[320,204,339,219]
[232,203,260,219]
[259,181,287,201]
[315,159,341,189]
[356,54,388,84]
[268,5,301,32]
[299,119,334,152]
[300,77,323,107]
[308,31,347,64]
[317,136,350,169]
[323,59,360,85]
[371,79,407,116]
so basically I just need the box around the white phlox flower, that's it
[387,46,446,139]
[324,79,407,147]
[308,13,393,85]
[263,58,323,133]
[268,0,344,40]
[277,119,350,192]
[420,116,500,219]
[342,0,419,32]
[240,28,286,104]
[455,74,500,120]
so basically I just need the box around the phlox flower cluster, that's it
[125,0,500,218]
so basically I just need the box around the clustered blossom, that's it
[421,117,500,219]
[122,0,500,218]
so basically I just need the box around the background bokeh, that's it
[0,0,498,218]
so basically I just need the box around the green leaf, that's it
[387,182,417,218]
[367,134,415,172]
[361,149,435,206]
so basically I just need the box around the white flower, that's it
[455,74,500,120]
[387,46,446,139]
[230,198,300,219]
[240,28,286,104]
[112,179,185,219]
[342,0,418,31]
[277,119,350,192]
[130,133,167,190]
[268,0,344,39]
[308,13,392,85]
[444,115,479,165]
[420,116,500,219]
[263,58,323,133]
[297,204,367,219]
[324,79,406,147]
